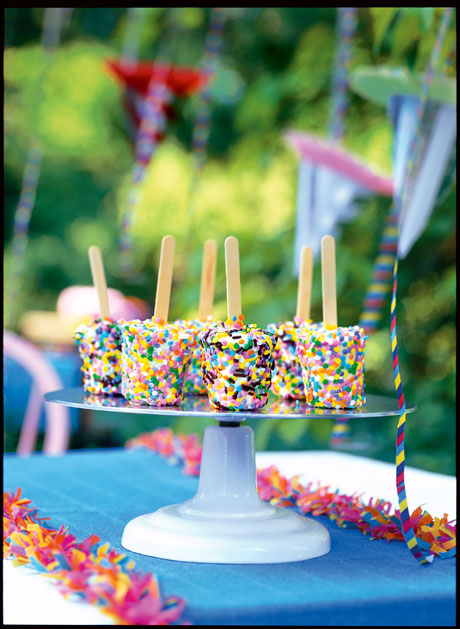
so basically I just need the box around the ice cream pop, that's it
[175,239,217,395]
[268,245,314,399]
[73,246,122,395]
[297,235,367,408]
[121,235,194,406]
[200,236,275,411]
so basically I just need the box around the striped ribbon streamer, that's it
[118,75,172,275]
[360,7,455,335]
[337,8,453,451]
[191,7,227,176]
[5,8,73,329]
[389,6,453,565]
[117,9,176,276]
[328,7,358,143]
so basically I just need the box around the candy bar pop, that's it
[268,245,313,399]
[73,246,122,395]
[175,239,217,395]
[121,235,194,406]
[297,235,366,409]
[200,236,275,411]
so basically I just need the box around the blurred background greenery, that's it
[4,8,456,474]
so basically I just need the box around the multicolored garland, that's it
[4,427,455,623]
[388,6,454,565]
[126,428,456,560]
[3,488,188,625]
[5,8,72,328]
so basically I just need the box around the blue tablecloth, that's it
[4,449,456,626]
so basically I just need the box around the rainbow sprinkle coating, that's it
[175,317,215,395]
[297,324,367,409]
[267,316,309,399]
[73,318,122,395]
[121,317,194,406]
[200,315,275,411]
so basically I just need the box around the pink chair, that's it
[3,330,70,455]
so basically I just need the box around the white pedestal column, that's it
[122,424,330,563]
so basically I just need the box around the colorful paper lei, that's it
[3,488,188,625]
[127,428,456,560]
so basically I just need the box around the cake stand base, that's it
[122,424,331,564]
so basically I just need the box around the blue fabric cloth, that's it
[3,449,456,626]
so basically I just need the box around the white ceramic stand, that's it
[121,423,331,564]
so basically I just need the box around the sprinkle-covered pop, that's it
[175,240,218,395]
[268,246,313,399]
[73,246,122,395]
[200,315,275,411]
[200,237,275,411]
[297,235,367,408]
[74,317,122,395]
[120,235,194,406]
[121,317,193,405]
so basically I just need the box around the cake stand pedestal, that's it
[45,388,415,564]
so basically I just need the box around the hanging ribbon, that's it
[329,7,358,143]
[117,10,174,276]
[360,9,456,334]
[5,8,73,329]
[118,73,172,275]
[389,6,454,565]
[191,7,227,176]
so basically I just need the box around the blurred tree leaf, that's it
[369,7,398,54]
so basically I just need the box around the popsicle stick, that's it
[321,235,337,328]
[225,236,242,319]
[154,235,175,322]
[88,246,110,319]
[198,239,217,321]
[296,245,313,320]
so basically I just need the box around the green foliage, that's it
[4,8,456,475]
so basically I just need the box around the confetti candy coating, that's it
[297,324,367,409]
[175,317,215,395]
[121,318,194,406]
[73,318,122,395]
[267,316,309,399]
[200,315,275,411]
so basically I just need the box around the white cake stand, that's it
[45,388,416,564]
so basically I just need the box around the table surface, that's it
[3,448,456,626]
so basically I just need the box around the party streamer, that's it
[5,8,73,328]
[118,73,172,275]
[360,8,455,334]
[126,427,456,559]
[3,488,187,625]
[329,7,358,143]
[191,7,227,176]
[387,6,454,565]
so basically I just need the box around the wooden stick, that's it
[154,235,175,322]
[296,245,313,320]
[321,235,337,328]
[225,236,242,319]
[198,239,217,321]
[88,246,110,319]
